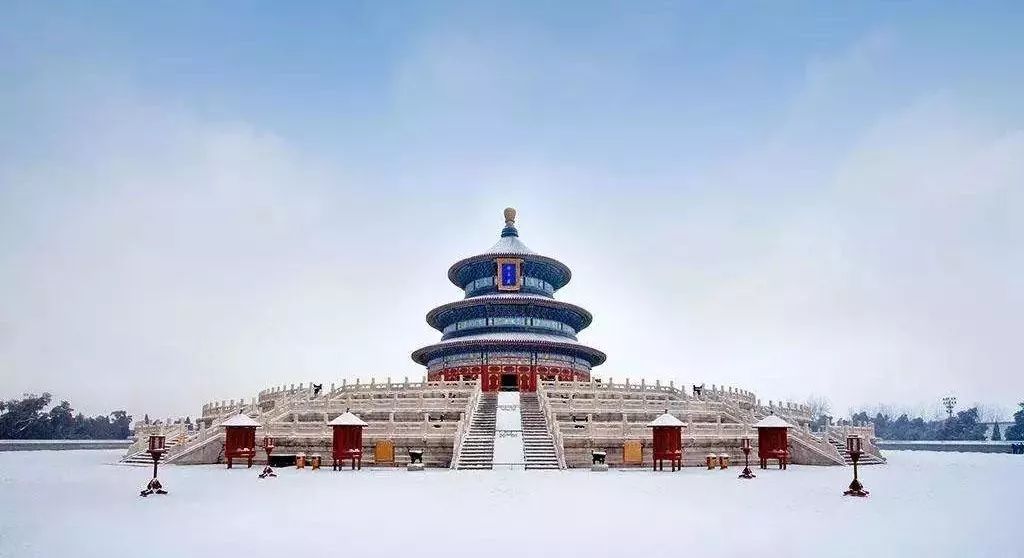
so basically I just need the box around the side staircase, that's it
[453,394,497,470]
[828,436,886,465]
[120,433,194,465]
[519,394,560,469]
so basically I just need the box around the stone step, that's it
[453,392,500,469]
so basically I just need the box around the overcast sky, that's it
[1,2,1022,421]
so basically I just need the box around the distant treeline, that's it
[828,403,1024,442]
[0,393,132,440]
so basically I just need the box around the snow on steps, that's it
[520,394,560,470]
[828,437,887,465]
[119,434,193,466]
[120,409,258,466]
[454,394,497,470]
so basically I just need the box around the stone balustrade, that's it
[538,378,767,408]
[155,379,481,467]
[557,421,752,439]
[255,378,476,403]
[205,379,477,418]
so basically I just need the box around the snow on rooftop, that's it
[432,331,582,345]
[220,413,260,427]
[486,234,535,255]
[646,413,685,427]
[327,411,368,427]
[753,415,794,429]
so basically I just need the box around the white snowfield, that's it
[0,450,1020,557]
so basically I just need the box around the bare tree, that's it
[976,404,1006,424]
[806,395,831,421]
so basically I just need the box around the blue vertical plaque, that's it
[495,258,522,291]
[501,263,517,287]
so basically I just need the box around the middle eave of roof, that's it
[425,294,593,330]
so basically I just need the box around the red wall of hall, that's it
[427,364,589,392]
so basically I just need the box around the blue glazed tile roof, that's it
[430,331,582,345]
[411,332,607,366]
[485,234,535,255]
[425,294,594,331]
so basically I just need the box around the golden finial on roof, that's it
[504,207,517,226]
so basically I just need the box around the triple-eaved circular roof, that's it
[412,208,604,368]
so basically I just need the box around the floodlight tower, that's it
[942,396,957,419]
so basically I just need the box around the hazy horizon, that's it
[2,2,1022,422]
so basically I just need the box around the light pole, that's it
[259,436,277,478]
[140,434,168,497]
[842,435,869,497]
[738,436,756,479]
[942,396,957,419]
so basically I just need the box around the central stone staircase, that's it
[454,393,497,469]
[828,436,886,465]
[520,394,561,469]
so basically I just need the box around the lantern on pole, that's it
[139,434,169,497]
[259,436,277,479]
[738,436,756,479]
[843,435,869,497]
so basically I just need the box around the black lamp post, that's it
[259,436,277,478]
[140,434,169,497]
[738,436,756,479]
[843,435,869,497]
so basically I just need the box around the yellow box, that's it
[622,440,642,465]
[374,440,395,464]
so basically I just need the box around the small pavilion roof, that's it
[753,415,794,429]
[647,413,685,427]
[328,411,368,427]
[221,413,260,428]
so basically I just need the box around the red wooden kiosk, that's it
[754,414,794,470]
[329,411,368,470]
[221,413,260,469]
[647,412,685,471]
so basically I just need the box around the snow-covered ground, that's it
[0,450,1020,557]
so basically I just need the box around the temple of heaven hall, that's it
[412,207,606,392]
[122,208,885,470]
